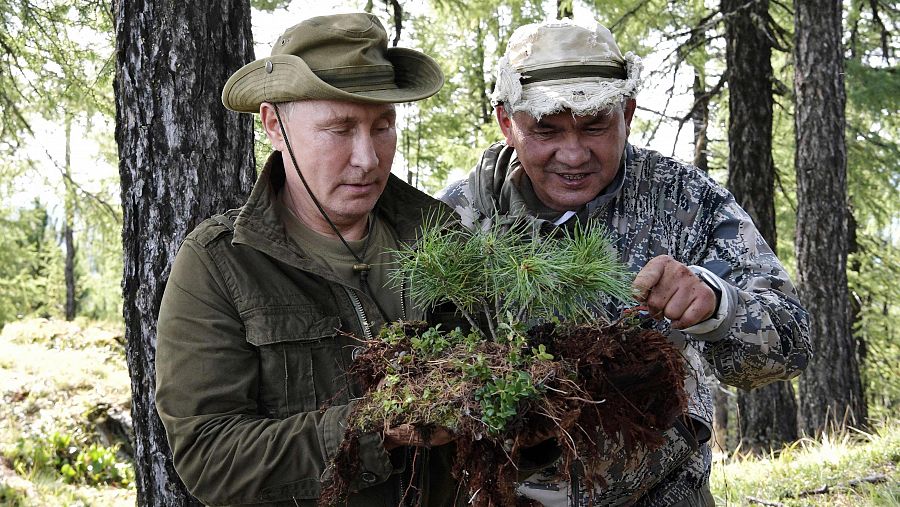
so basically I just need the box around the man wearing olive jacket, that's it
[156,13,458,506]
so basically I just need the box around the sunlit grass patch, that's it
[0,321,130,409]
[1,317,124,351]
[1,473,135,507]
[0,318,135,506]
[712,422,900,506]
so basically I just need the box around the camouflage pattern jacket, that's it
[439,142,811,506]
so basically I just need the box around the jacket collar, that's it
[468,141,631,221]
[232,151,449,273]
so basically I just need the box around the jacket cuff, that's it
[682,266,738,341]
[323,404,395,491]
[348,431,395,491]
[323,403,352,462]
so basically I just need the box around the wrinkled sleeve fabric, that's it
[684,196,811,391]
[155,239,393,505]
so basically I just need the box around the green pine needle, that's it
[391,214,635,336]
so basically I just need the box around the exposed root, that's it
[319,320,687,506]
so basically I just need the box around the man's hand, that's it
[383,424,455,450]
[632,255,717,329]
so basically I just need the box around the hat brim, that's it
[222,47,444,113]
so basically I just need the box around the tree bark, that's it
[386,0,403,47]
[794,0,868,434]
[474,21,491,126]
[711,382,729,452]
[114,1,256,504]
[691,68,709,173]
[64,113,76,321]
[723,0,798,451]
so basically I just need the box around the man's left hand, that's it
[632,255,717,329]
[383,424,455,450]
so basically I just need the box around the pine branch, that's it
[609,0,652,32]
[457,306,484,340]
[394,215,633,337]
[482,302,498,342]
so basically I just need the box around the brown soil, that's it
[319,318,687,506]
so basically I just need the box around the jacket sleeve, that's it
[155,239,394,505]
[684,196,811,391]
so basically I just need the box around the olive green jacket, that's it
[155,153,458,506]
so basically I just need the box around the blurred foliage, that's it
[0,317,133,502]
[0,201,66,326]
[395,0,545,191]
[0,0,112,152]
[1,316,124,350]
[840,1,898,420]
[0,483,27,507]
[0,0,119,327]
[6,431,133,488]
[250,0,291,10]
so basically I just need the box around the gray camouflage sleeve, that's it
[689,198,811,391]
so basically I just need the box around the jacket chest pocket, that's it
[244,308,347,418]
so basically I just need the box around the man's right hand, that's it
[383,424,455,450]
[632,255,718,329]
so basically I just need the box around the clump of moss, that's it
[320,216,687,506]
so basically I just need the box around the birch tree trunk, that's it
[723,0,799,451]
[794,0,867,434]
[113,1,256,503]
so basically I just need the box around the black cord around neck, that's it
[272,103,390,323]
[273,104,367,263]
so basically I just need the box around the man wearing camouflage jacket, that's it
[439,19,811,506]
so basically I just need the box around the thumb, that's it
[632,257,667,301]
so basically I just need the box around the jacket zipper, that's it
[344,287,373,340]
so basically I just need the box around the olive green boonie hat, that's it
[222,13,444,113]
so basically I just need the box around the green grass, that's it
[711,422,900,506]
[0,318,135,506]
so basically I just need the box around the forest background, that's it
[0,0,897,505]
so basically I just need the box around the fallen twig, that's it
[784,473,889,498]
[847,474,889,488]
[746,496,784,507]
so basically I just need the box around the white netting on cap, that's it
[492,52,643,120]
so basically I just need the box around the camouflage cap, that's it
[492,19,642,119]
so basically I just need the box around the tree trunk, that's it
[64,113,76,321]
[474,21,492,126]
[113,1,256,504]
[557,0,573,19]
[794,0,867,434]
[723,0,798,451]
[711,382,729,452]
[386,0,403,47]
[691,68,709,173]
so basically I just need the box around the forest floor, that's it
[0,318,135,506]
[0,317,897,506]
[710,422,900,506]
